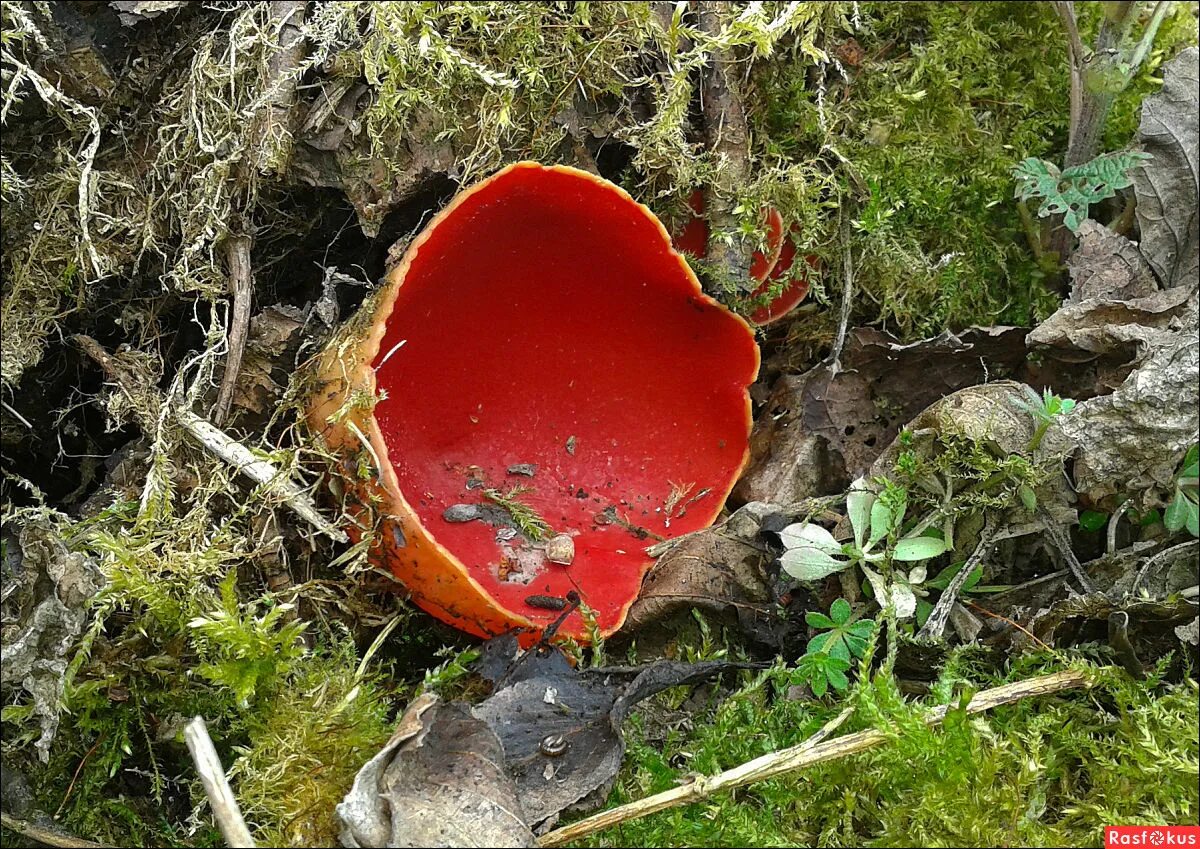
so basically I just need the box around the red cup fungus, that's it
[675,190,815,326]
[307,163,759,642]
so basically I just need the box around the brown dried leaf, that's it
[337,693,534,848]
[1133,47,1198,292]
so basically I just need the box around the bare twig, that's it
[827,212,855,374]
[918,521,998,640]
[697,1,753,285]
[184,716,256,849]
[0,813,110,849]
[175,407,349,543]
[1040,510,1098,594]
[253,0,308,175]
[537,670,1089,846]
[212,235,254,426]
[1107,499,1133,556]
[1053,1,1084,144]
[1130,539,1200,597]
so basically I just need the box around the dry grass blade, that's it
[536,669,1090,846]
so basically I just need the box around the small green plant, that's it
[483,486,552,541]
[1012,150,1150,233]
[187,571,308,708]
[1164,445,1199,537]
[779,487,949,582]
[797,598,876,697]
[1013,385,1076,452]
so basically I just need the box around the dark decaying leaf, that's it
[473,647,753,826]
[734,327,1029,504]
[622,513,773,637]
[338,645,753,846]
[1132,47,1198,292]
[337,693,535,848]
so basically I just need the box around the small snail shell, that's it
[540,733,569,757]
[544,533,575,565]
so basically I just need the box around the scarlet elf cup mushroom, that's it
[307,163,759,642]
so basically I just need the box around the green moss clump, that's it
[576,658,1199,848]
[1,502,398,848]
[755,1,1194,338]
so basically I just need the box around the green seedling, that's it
[797,598,875,697]
[1013,385,1076,452]
[1012,150,1150,233]
[779,487,949,582]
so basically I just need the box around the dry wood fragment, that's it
[184,716,256,849]
[175,407,348,543]
[212,235,253,426]
[0,812,110,849]
[536,669,1089,846]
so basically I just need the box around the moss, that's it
[574,658,1198,848]
[755,1,1194,339]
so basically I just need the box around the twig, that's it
[537,670,1088,846]
[827,212,855,374]
[253,0,308,175]
[1040,510,1097,594]
[175,406,349,543]
[1,398,33,429]
[1129,539,1200,597]
[0,813,110,849]
[1053,1,1084,148]
[918,521,998,640]
[965,599,1056,652]
[212,235,254,426]
[55,735,106,818]
[1107,498,1132,556]
[697,1,753,285]
[184,716,256,849]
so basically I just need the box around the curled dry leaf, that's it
[1132,47,1198,293]
[337,692,535,848]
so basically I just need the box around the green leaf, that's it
[1164,491,1188,532]
[1079,510,1108,532]
[916,598,934,629]
[1018,484,1038,513]
[847,620,875,639]
[829,597,852,625]
[825,660,850,692]
[847,489,874,551]
[805,611,837,629]
[893,536,950,561]
[826,636,851,662]
[781,546,849,581]
[868,498,894,548]
[806,632,831,655]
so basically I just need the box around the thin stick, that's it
[1130,539,1200,597]
[1041,510,1097,594]
[827,212,855,375]
[175,407,349,543]
[0,813,110,849]
[918,521,997,640]
[537,670,1088,846]
[213,235,254,426]
[184,716,256,849]
[56,735,106,817]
